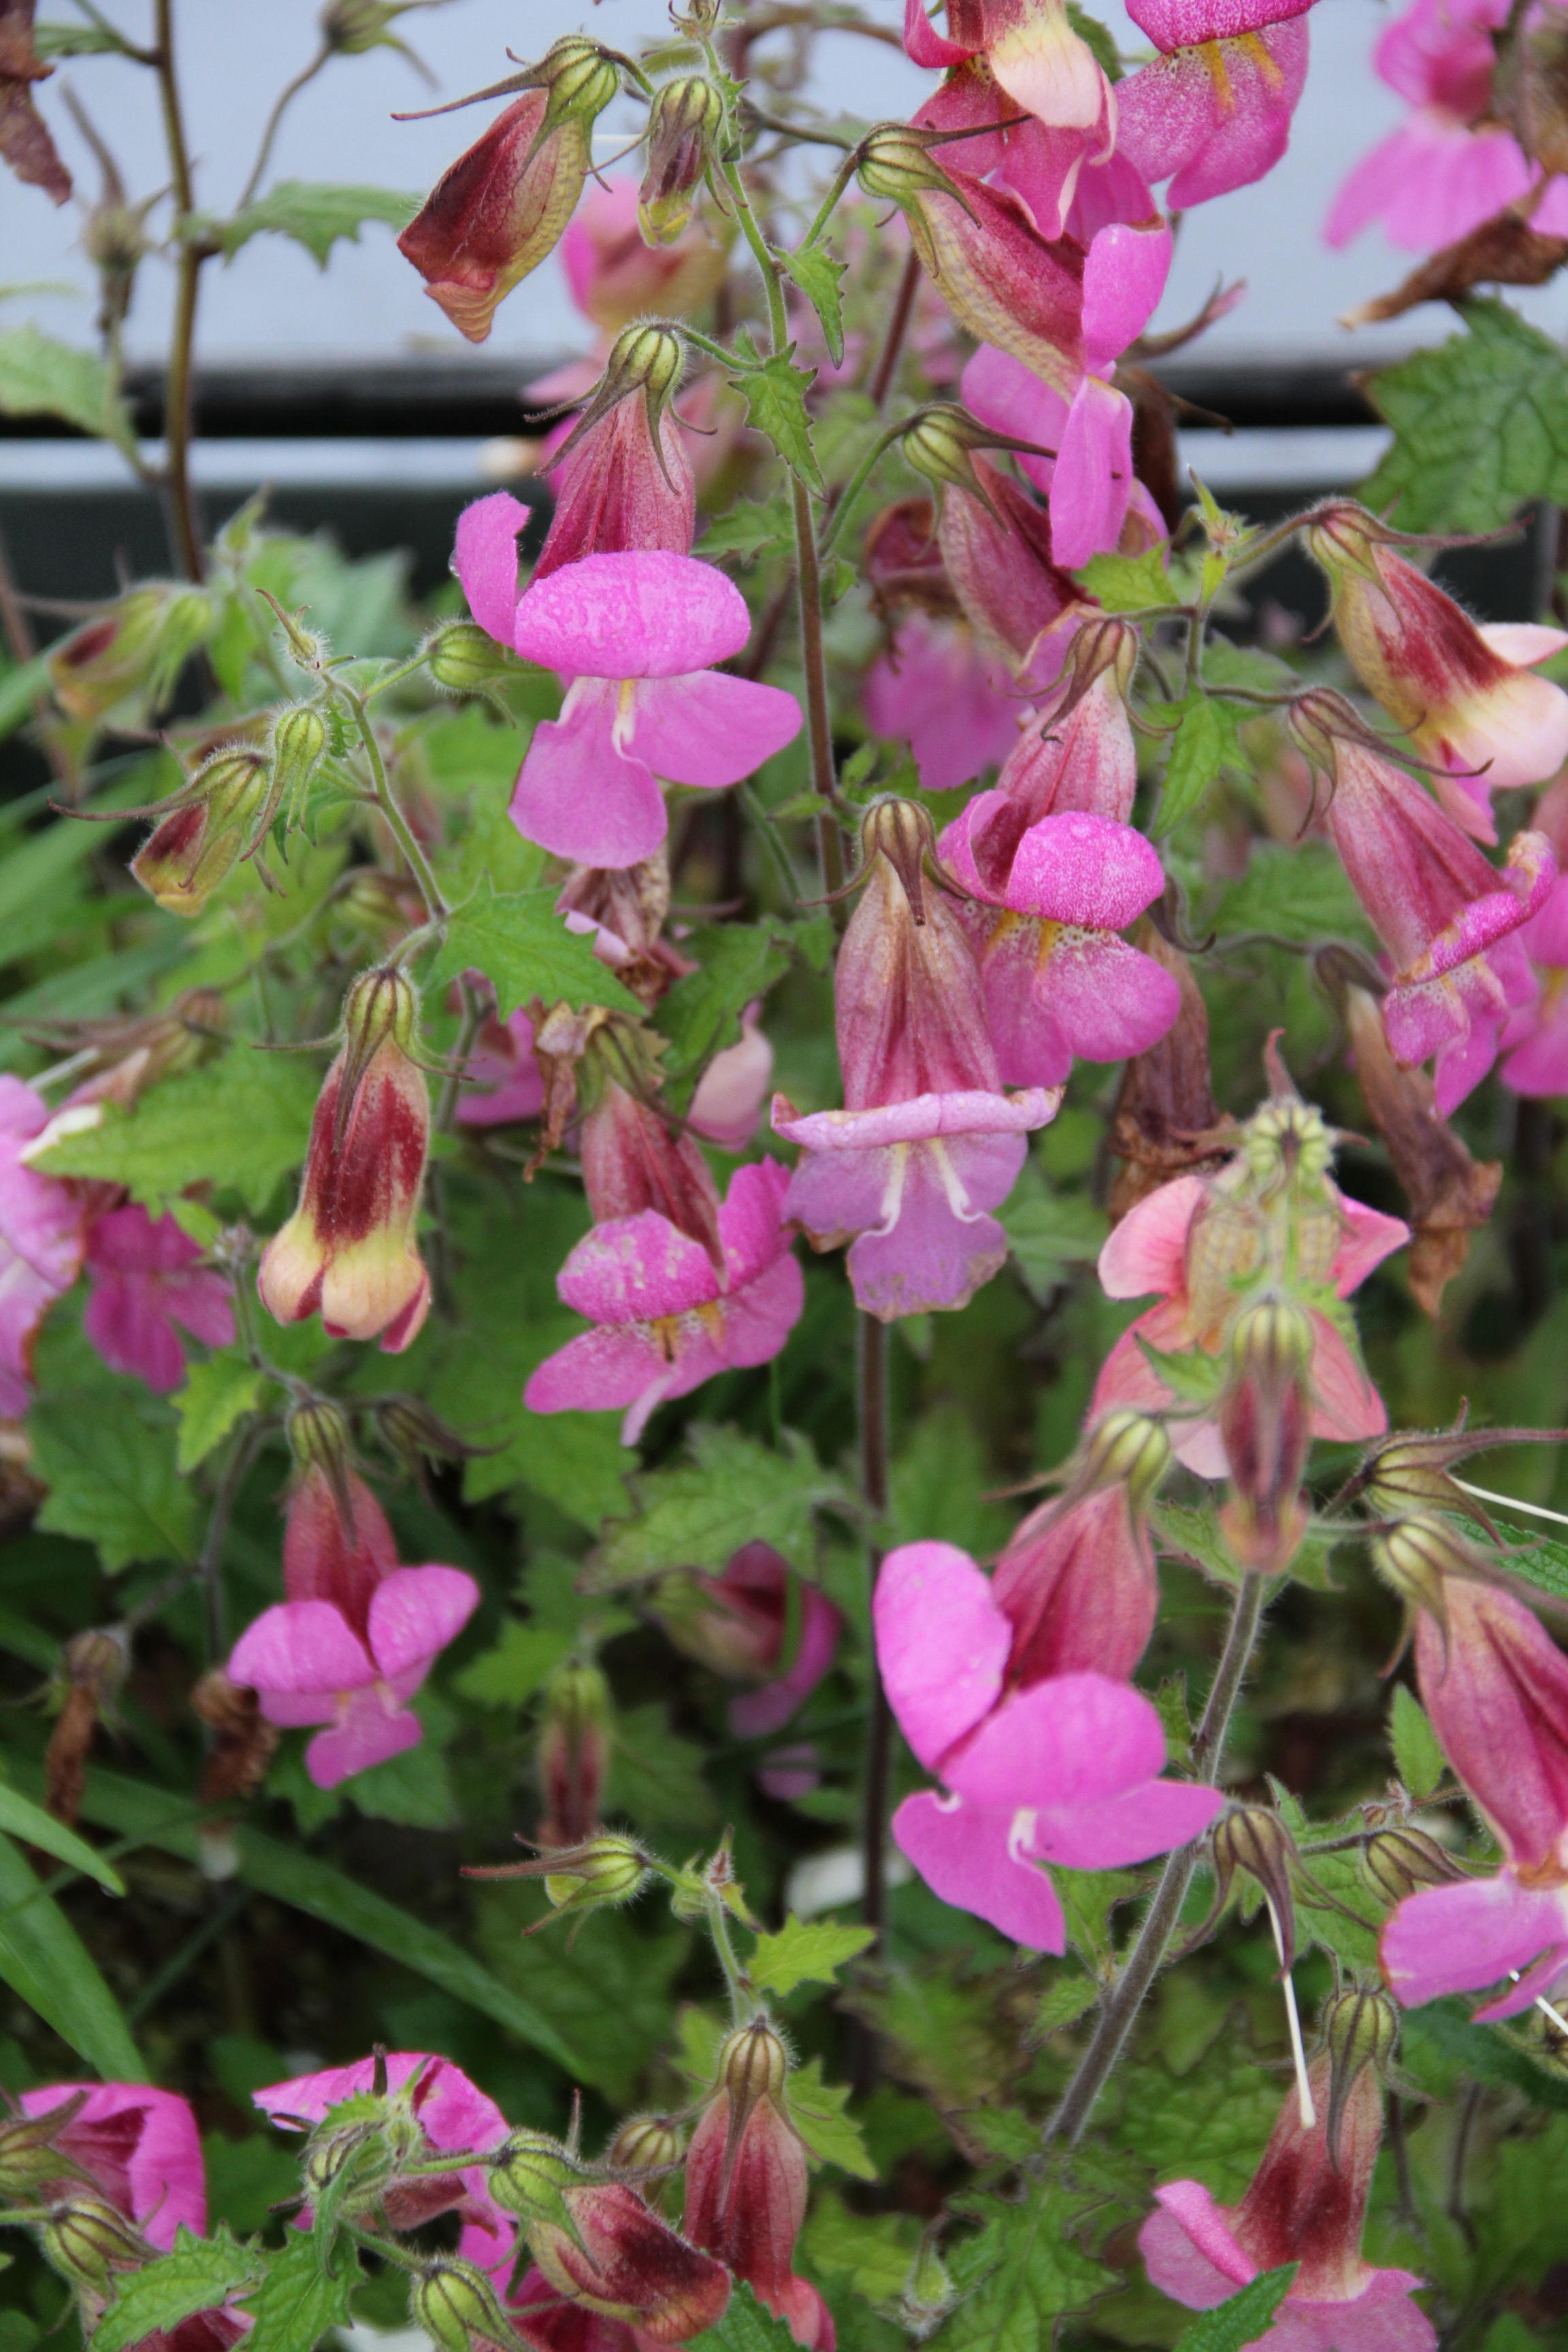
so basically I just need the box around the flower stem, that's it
[868,247,920,410]
[338,685,448,928]
[153,0,208,584]
[1045,1573,1267,2146]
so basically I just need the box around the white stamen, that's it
[1268,1898,1316,2129]
[1536,1995,1568,2038]
[1452,1477,1568,1531]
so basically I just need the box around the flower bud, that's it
[1368,1512,1482,1622]
[607,2114,685,2180]
[717,2016,789,2110]
[0,2096,93,2204]
[488,2127,584,2221]
[1210,1804,1299,1969]
[640,78,723,244]
[536,35,623,135]
[898,2238,956,2342]
[412,2256,523,2352]
[39,2195,149,2295]
[858,795,947,924]
[1360,1824,1467,1907]
[129,748,275,917]
[426,618,522,698]
[1320,1985,1399,2168]
[855,125,956,207]
[323,0,419,52]
[1078,1407,1172,1509]
[541,1831,651,1917]
[48,585,211,723]
[1215,1297,1316,1574]
[538,1658,611,1849]
[902,404,996,505]
[272,703,328,823]
[285,1394,355,1482]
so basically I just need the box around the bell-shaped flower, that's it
[992,1409,1172,1688]
[936,460,1078,666]
[1306,504,1568,842]
[509,2267,638,2352]
[773,803,1060,1321]
[525,2178,731,2343]
[1092,1100,1408,1475]
[685,2020,834,2350]
[534,327,696,581]
[992,610,1142,818]
[82,1203,233,1394]
[227,1463,479,1788]
[862,611,1024,792]
[0,1076,86,1415]
[1290,696,1556,1114]
[940,803,1179,1087]
[258,968,432,1353]
[254,2053,516,2276]
[15,2082,208,2249]
[651,1542,843,1738]
[687,1004,774,1151]
[1117,18,1311,208]
[1139,2056,1436,2351]
[876,1538,1223,1948]
[453,532,803,868]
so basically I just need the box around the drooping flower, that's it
[1305,503,1568,842]
[14,2082,208,2250]
[452,528,803,868]
[534,327,696,581]
[649,1542,843,1738]
[684,2019,834,2351]
[992,1410,1171,1688]
[773,801,1061,1321]
[1117,18,1311,208]
[1139,2054,1436,2351]
[875,1537,1222,1948]
[490,2133,730,2345]
[82,1203,233,1394]
[254,2053,516,2277]
[257,967,432,1353]
[0,1075,86,1415]
[227,1459,479,1788]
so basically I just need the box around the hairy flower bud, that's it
[1320,1986,1400,2168]
[685,2017,829,2349]
[718,2016,789,2110]
[640,77,723,244]
[48,585,211,723]
[607,2114,684,2180]
[1368,1512,1482,1623]
[1360,1825,1467,1907]
[489,2128,584,2223]
[898,2238,956,2342]
[1211,1804,1300,1969]
[857,795,947,923]
[39,2195,150,2295]
[286,1393,355,1483]
[856,124,958,206]
[538,1659,611,1849]
[129,747,275,917]
[271,703,328,823]
[426,617,523,698]
[1216,1296,1316,1574]
[412,2255,523,2352]
[540,1831,651,1916]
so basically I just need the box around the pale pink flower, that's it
[688,1005,774,1150]
[861,612,1023,792]
[0,1075,86,1415]
[83,1204,233,1394]
[903,0,1116,238]
[18,2082,208,2250]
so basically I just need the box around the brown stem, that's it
[868,247,920,412]
[154,0,208,583]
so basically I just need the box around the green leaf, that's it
[1112,2030,1279,2204]
[1212,841,1374,949]
[34,22,128,53]
[1403,1999,1568,2114]
[31,1049,323,1215]
[0,1831,145,2079]
[587,1424,852,1588]
[939,2180,1115,2351]
[1486,1520,1568,1604]
[31,1398,197,1571]
[95,2228,262,2352]
[1390,1683,1446,1801]
[1138,1339,1226,1406]
[1074,545,1174,612]
[801,2191,917,2302]
[175,1355,270,1474]
[474,1901,690,2104]
[609,1701,719,1835]
[1171,2268,1298,2352]
[785,2057,877,2180]
[0,324,137,457]
[1036,1976,1098,2034]
[1360,300,1568,532]
[696,492,793,560]
[751,1916,875,1996]
[240,2234,354,2352]
[0,1778,124,1893]
[999,1162,1108,1304]
[453,1622,573,1708]
[655,922,793,1091]
[425,886,642,1019]
[216,182,421,267]
[691,2283,804,2352]
[1066,3,1122,77]
[730,331,823,491]
[1154,692,1241,836]
[782,245,848,368]
[890,1403,1011,1561]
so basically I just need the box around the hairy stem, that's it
[154,0,208,583]
[1045,1573,1267,2145]
[340,687,448,927]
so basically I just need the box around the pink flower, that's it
[458,1008,549,1128]
[875,1538,1222,1948]
[990,1412,1171,1688]
[453,523,803,868]
[254,2052,517,2276]
[1139,2056,1435,2351]
[688,1005,774,1151]
[18,2082,208,2250]
[0,1075,86,1415]
[906,12,1115,246]
[534,379,696,582]
[82,1204,233,1394]
[685,2027,833,2351]
[227,1464,479,1788]
[559,177,727,333]
[509,2268,638,2352]
[398,92,598,344]
[1501,867,1568,1095]
[674,1543,843,1740]
[772,805,1060,1320]
[936,457,1079,666]
[862,612,1024,792]
[1117,19,1311,208]
[1092,1168,1407,1475]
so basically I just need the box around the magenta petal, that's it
[1031,1776,1222,1868]
[1083,219,1173,372]
[1004,811,1167,926]
[557,1209,717,1324]
[1118,20,1308,208]
[525,1324,674,1418]
[21,2085,208,2249]
[904,0,974,65]
[862,615,1023,792]
[83,1277,187,1393]
[728,1586,843,1740]
[1048,377,1137,568]
[1333,1194,1412,1294]
[717,1158,794,1288]
[368,1565,480,1682]
[229,1600,374,1703]
[1140,2183,1256,2308]
[892,1791,1067,1950]
[874,1539,1010,1767]
[1032,931,1183,1065]
[628,670,802,787]
[455,491,533,646]
[1381,1871,1568,2010]
[509,677,668,866]
[306,1692,424,1788]
[945,1670,1166,1811]
[511,551,751,679]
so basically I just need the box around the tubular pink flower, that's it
[452,534,802,867]
[1092,1170,1407,1474]
[82,1203,233,1394]
[875,1539,1222,1948]
[19,2083,208,2249]
[0,1075,86,1415]
[525,1158,804,1446]
[936,457,1079,666]
[227,1466,479,1789]
[961,346,1169,563]
[904,0,1115,165]
[1117,19,1310,208]
[509,2268,638,2352]
[254,2053,516,2276]
[891,149,1089,399]
[1139,2059,1436,2351]
[862,612,1024,791]
[559,178,727,333]
[534,395,696,581]
[991,1477,1161,1687]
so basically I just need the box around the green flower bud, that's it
[1320,1984,1400,2166]
[606,2114,684,2179]
[342,964,421,1066]
[489,2128,583,2220]
[129,747,276,917]
[537,35,624,137]
[48,585,212,723]
[541,1831,650,1915]
[39,2196,149,2296]
[1360,1825,1465,1907]
[899,2237,956,2341]
[284,1394,355,1483]
[426,620,521,698]
[1079,1408,1173,1509]
[412,2255,523,2352]
[717,2014,789,2108]
[272,703,328,822]
[855,125,954,207]
[1368,1513,1480,1622]
[639,78,724,244]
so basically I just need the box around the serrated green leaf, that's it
[1390,1683,1446,1800]
[216,182,420,267]
[1213,840,1374,949]
[95,2227,261,2352]
[31,1049,322,1215]
[175,1354,269,1474]
[656,922,793,1092]
[1154,692,1241,836]
[425,886,641,1019]
[730,331,823,491]
[751,1916,875,1996]
[453,1622,573,1708]
[1361,300,1568,532]
[474,1900,689,2104]
[889,1403,1010,1558]
[0,1832,145,2079]
[696,493,793,560]
[1487,1519,1568,1603]
[586,1425,852,1588]
[1075,545,1175,612]
[1113,2029,1279,2203]
[939,2180,1114,2351]
[782,244,848,367]
[1036,1976,1098,2034]
[690,2282,803,2352]
[31,1399,198,1571]
[609,1700,719,1835]
[801,2191,917,2302]
[1171,2268,1297,2351]
[239,2234,354,2352]
[0,324,137,456]
[785,2057,877,2180]
[0,1778,124,1893]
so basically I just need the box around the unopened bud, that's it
[412,2256,523,2352]
[1361,1825,1467,1907]
[303,2114,402,2215]
[606,2114,684,2179]
[902,404,995,505]
[538,1659,611,1848]
[285,1394,354,1481]
[488,2127,582,2219]
[899,2238,956,2342]
[856,124,954,206]
[542,1831,650,1915]
[48,585,211,723]
[640,78,723,244]
[426,619,521,698]
[40,2195,149,2294]
[535,35,623,135]
[1216,1298,1315,1575]
[1211,1805,1298,1969]
[1079,1408,1172,1508]
[1320,1984,1399,2167]
[1369,1513,1480,1620]
[372,1392,480,1477]
[0,2097,91,2204]
[717,2015,789,2110]
[272,703,328,820]
[342,963,420,1065]
[323,0,416,53]
[129,747,275,917]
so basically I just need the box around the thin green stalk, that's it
[721,155,789,353]
[337,686,448,927]
[153,0,208,584]
[705,1893,753,2021]
[817,419,911,560]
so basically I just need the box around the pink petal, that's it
[628,671,802,787]
[1332,1194,1412,1294]
[368,1565,480,1682]
[1049,377,1137,569]
[23,2087,208,2249]
[729,1586,843,1739]
[557,1209,719,1326]
[1381,1871,1568,2010]
[874,1539,1010,1768]
[862,616,1024,792]
[1480,622,1568,666]
[509,677,668,867]
[455,492,533,645]
[307,1692,423,1788]
[845,1132,1027,1317]
[1004,811,1168,926]
[1030,1775,1223,1867]
[960,344,1066,501]
[891,1792,1067,1950]
[83,1276,187,1393]
[1119,20,1309,208]
[945,1670,1167,1811]
[1128,0,1310,45]
[774,1088,1058,1150]
[1328,115,1530,252]
[1140,2183,1255,2308]
[1083,220,1173,372]
[1097,1173,1203,1298]
[230,1600,375,1705]
[1306,1312,1388,1444]
[903,0,973,67]
[1029,930,1183,1066]
[512,552,751,679]
[717,1158,794,1289]
[526,1324,676,1421]
[1300,2277,1437,2352]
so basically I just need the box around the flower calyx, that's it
[1206,1803,1301,1970]
[38,2194,151,2296]
[855,122,962,209]
[849,796,961,925]
[551,322,689,483]
[412,2255,529,2352]
[1360,1823,1467,1906]
[1319,1983,1400,2169]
